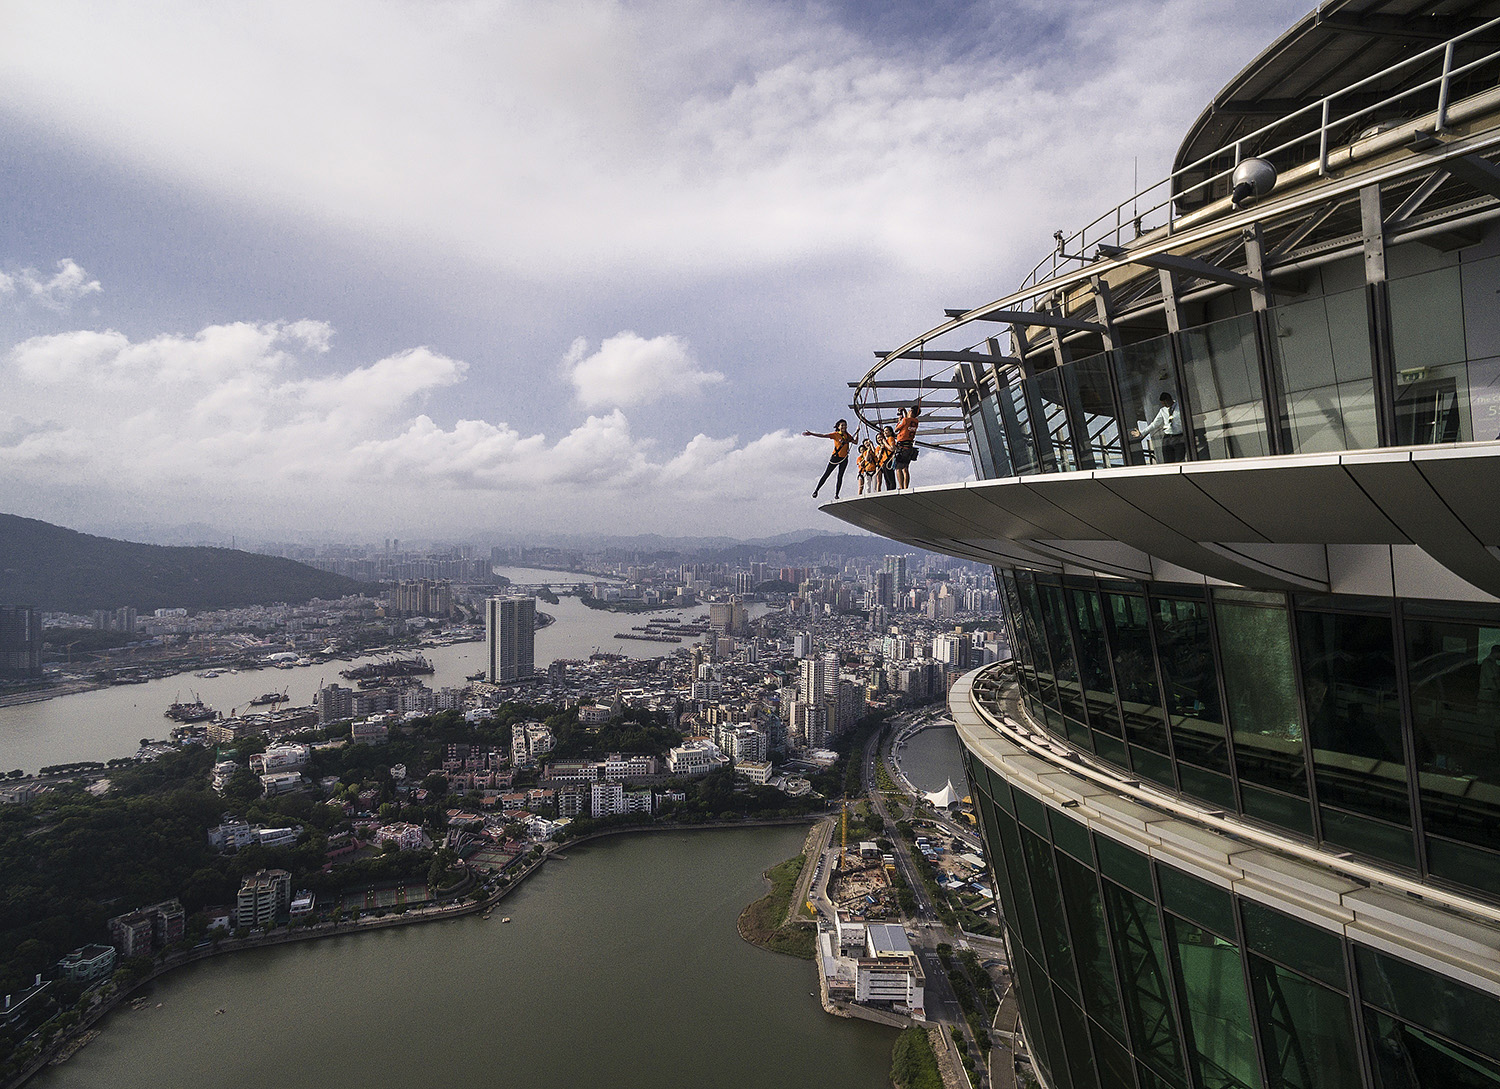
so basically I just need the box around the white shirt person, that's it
[1133,392,1186,463]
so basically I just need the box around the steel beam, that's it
[945,308,1105,334]
[1096,244,1266,293]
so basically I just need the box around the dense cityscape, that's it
[0,538,1012,1088]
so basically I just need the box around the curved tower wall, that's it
[828,7,1500,1088]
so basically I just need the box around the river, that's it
[30,826,895,1089]
[0,567,769,774]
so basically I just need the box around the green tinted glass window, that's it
[1056,850,1125,1038]
[1152,596,1230,775]
[1102,881,1188,1088]
[1166,914,1262,1089]
[1364,1008,1500,1089]
[1157,864,1235,937]
[1015,788,1050,835]
[1239,900,1345,990]
[1215,599,1308,806]
[1095,834,1153,899]
[1021,826,1081,1003]
[1297,609,1412,847]
[1355,946,1500,1062]
[1248,954,1361,1089]
[1050,808,1092,863]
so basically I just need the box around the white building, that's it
[666,740,725,776]
[603,753,656,780]
[254,743,310,774]
[591,779,625,818]
[372,822,428,851]
[259,770,303,796]
[737,760,773,785]
[856,924,925,1011]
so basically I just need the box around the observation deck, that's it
[831,1,1500,601]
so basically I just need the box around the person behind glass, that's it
[893,404,920,489]
[803,419,852,499]
[856,439,878,495]
[1133,392,1185,463]
[879,426,899,491]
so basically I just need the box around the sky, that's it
[0,0,1310,546]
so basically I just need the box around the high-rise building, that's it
[0,605,42,680]
[882,556,907,599]
[486,596,536,683]
[793,631,815,659]
[830,7,1500,1087]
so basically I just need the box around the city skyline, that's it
[0,0,1307,541]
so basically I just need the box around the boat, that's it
[466,672,485,682]
[165,693,216,723]
[501,917,511,924]
[248,691,288,706]
[339,655,435,682]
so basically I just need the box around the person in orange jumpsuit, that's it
[803,419,853,499]
[893,405,921,489]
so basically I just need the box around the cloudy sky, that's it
[0,0,1308,545]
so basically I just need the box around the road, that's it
[859,721,985,1081]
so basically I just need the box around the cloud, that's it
[0,258,102,311]
[564,332,723,408]
[0,2,1308,287]
[0,317,963,534]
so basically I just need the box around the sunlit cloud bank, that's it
[0,1,1307,287]
[0,318,970,536]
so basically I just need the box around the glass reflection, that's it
[1404,617,1500,870]
[1297,609,1414,864]
[1179,313,1270,460]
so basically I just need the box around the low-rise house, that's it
[57,944,116,983]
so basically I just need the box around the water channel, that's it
[895,723,970,799]
[31,826,895,1089]
[0,567,767,774]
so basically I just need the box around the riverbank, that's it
[4,814,823,1089]
[736,854,816,960]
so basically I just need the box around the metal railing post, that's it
[1437,40,1455,132]
[1319,98,1331,175]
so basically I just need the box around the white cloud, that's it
[0,259,102,311]
[0,317,953,534]
[0,2,1307,286]
[564,332,723,408]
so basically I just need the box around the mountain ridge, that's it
[0,513,368,613]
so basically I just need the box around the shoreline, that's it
[3,814,822,1089]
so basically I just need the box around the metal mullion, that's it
[1231,898,1278,1089]
[1141,586,1185,795]
[1391,601,1431,879]
[1202,589,1244,816]
[1285,594,1326,846]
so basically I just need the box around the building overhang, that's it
[824,443,1500,600]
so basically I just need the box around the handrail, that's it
[961,664,1500,935]
[1019,15,1500,291]
[849,64,1500,447]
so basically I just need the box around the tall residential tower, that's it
[485,596,535,684]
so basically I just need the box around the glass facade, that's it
[963,748,1500,1089]
[991,568,1500,908]
[961,243,1500,479]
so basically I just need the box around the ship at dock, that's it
[248,691,288,706]
[339,655,435,684]
[165,694,216,723]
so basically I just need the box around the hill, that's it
[0,513,368,613]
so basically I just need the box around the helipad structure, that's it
[829,4,1500,1088]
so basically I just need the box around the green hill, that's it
[0,513,367,613]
